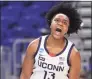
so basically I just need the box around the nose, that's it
[57,21,63,26]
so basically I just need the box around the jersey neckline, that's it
[44,35,68,57]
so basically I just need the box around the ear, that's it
[50,26,51,29]
[50,25,51,28]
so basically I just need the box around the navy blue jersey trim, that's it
[44,35,49,55]
[67,44,75,66]
[34,37,42,58]
[44,35,68,56]
[67,68,70,78]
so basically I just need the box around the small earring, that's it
[64,33,69,37]
[64,33,67,35]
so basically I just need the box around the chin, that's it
[53,34,63,40]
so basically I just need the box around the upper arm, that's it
[20,38,40,79]
[69,46,81,79]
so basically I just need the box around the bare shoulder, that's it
[71,46,81,57]
[69,46,81,78]
[26,37,40,56]
[70,46,81,63]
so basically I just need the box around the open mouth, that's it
[55,28,62,36]
[56,28,62,32]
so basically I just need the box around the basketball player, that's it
[20,2,82,79]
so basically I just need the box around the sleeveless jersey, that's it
[30,35,75,79]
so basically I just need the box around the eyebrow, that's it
[55,18,69,22]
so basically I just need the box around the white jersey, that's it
[30,35,75,79]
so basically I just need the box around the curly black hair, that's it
[45,2,82,35]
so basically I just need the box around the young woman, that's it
[20,2,82,79]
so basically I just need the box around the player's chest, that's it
[35,51,67,66]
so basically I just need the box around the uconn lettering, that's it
[38,55,64,72]
[38,60,64,72]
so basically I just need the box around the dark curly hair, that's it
[45,2,82,35]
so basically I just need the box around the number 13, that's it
[44,70,55,79]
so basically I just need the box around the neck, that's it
[47,35,65,47]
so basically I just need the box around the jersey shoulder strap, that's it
[39,35,48,49]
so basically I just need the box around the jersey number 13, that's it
[44,70,55,79]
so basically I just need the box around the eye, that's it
[54,19,59,22]
[63,21,68,25]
